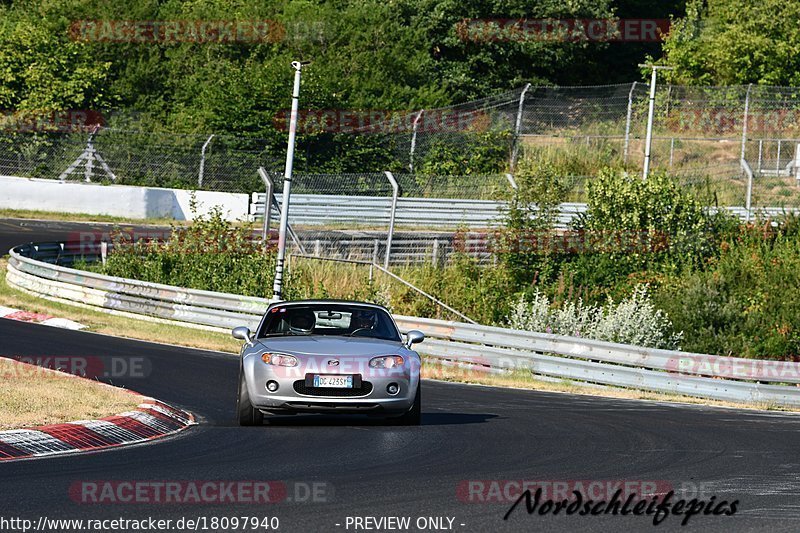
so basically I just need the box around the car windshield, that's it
[259,304,401,342]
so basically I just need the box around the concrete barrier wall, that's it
[0,176,249,221]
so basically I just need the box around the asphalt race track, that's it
[1,219,800,532]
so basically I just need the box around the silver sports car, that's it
[232,300,425,425]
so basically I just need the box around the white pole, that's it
[642,68,657,180]
[384,171,399,269]
[272,61,306,301]
[623,81,636,164]
[198,134,214,188]
[639,64,674,180]
[409,110,424,173]
[510,83,531,171]
[740,84,752,162]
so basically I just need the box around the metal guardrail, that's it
[252,193,800,231]
[251,193,585,230]
[8,242,800,407]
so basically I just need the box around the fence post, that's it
[510,83,532,171]
[741,158,754,222]
[372,239,380,264]
[623,81,637,164]
[740,84,752,163]
[409,110,424,173]
[432,238,439,266]
[383,171,399,269]
[757,140,763,172]
[794,143,800,182]
[640,64,674,180]
[198,134,214,188]
[777,140,782,173]
[505,173,518,191]
[257,167,273,247]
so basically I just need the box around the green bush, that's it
[99,207,277,298]
[508,285,682,350]
[656,219,800,359]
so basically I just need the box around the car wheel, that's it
[237,362,263,426]
[391,382,421,425]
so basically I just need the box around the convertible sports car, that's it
[232,300,425,425]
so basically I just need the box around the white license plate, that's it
[313,375,354,388]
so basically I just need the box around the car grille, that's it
[293,380,373,397]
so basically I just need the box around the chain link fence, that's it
[254,170,512,266]
[2,81,800,217]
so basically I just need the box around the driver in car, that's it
[289,309,316,335]
[351,310,376,334]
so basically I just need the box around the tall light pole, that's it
[639,64,674,180]
[272,60,308,302]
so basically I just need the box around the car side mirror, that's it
[232,326,254,344]
[405,330,424,348]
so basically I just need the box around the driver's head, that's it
[289,309,315,334]
[353,310,376,329]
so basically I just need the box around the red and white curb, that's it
[0,305,86,330]
[0,399,196,462]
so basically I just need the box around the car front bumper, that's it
[243,354,418,415]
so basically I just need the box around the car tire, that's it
[392,382,421,426]
[237,362,263,426]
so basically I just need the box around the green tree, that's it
[661,0,800,85]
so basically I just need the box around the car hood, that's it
[257,336,406,357]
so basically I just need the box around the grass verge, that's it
[0,208,180,226]
[0,358,142,429]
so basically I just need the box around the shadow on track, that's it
[218,412,499,427]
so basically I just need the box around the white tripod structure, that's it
[58,126,117,182]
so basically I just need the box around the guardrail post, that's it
[510,83,531,171]
[383,171,399,269]
[257,167,273,247]
[432,238,439,266]
[198,134,214,188]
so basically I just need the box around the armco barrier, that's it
[8,242,800,407]
[251,193,585,229]
[251,193,800,230]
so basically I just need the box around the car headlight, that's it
[369,355,404,369]
[261,353,299,367]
